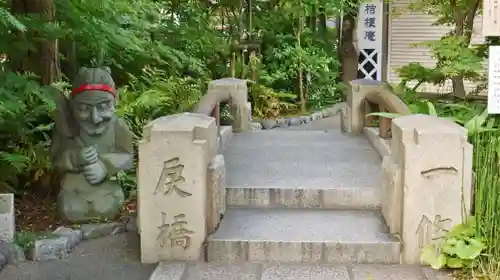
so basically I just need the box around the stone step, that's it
[226,184,380,210]
[150,262,448,280]
[227,130,377,150]
[207,208,400,264]
[224,131,382,210]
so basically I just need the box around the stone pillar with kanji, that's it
[380,114,473,264]
[137,113,217,263]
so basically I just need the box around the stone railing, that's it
[341,79,474,265]
[340,79,411,159]
[194,78,251,134]
[137,78,250,263]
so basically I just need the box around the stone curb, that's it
[0,215,138,270]
[250,102,346,131]
[148,261,455,280]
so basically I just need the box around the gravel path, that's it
[1,233,155,280]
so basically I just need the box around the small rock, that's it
[111,224,126,235]
[300,115,311,123]
[276,118,289,128]
[126,215,138,233]
[53,226,83,250]
[312,112,323,120]
[81,223,123,240]
[261,119,277,130]
[0,240,10,260]
[289,117,301,126]
[321,108,332,118]
[30,237,69,261]
[250,122,262,131]
[0,253,6,270]
[9,244,25,262]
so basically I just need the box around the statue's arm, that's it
[51,131,79,172]
[99,118,134,175]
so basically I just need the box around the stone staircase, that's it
[206,130,401,264]
[141,80,470,279]
[145,115,457,279]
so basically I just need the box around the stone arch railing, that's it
[137,78,250,263]
[341,78,473,265]
[193,78,251,134]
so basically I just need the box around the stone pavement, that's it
[152,262,453,280]
[1,233,155,280]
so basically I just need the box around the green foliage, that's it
[0,71,57,193]
[15,230,56,250]
[396,0,485,96]
[421,217,485,270]
[472,131,500,261]
[397,36,484,92]
[0,0,349,197]
[116,67,206,138]
[249,83,297,119]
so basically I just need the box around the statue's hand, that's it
[83,161,107,185]
[76,146,99,167]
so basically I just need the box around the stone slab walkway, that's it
[1,233,155,280]
[152,262,453,280]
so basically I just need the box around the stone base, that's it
[58,173,124,222]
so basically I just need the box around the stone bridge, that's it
[137,79,473,279]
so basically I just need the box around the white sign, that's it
[487,46,500,114]
[482,0,500,37]
[357,1,383,48]
[356,0,384,80]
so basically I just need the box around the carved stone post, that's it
[137,113,217,263]
[208,78,250,132]
[343,79,388,135]
[381,114,473,264]
[0,193,15,242]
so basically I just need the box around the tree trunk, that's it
[297,16,306,114]
[318,7,327,38]
[340,13,358,83]
[449,0,479,98]
[9,0,58,85]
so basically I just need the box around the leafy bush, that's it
[421,217,485,270]
[0,71,58,193]
[249,83,297,119]
[116,67,206,139]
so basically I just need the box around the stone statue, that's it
[51,66,134,222]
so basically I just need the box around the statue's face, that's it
[71,90,116,136]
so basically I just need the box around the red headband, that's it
[71,84,116,98]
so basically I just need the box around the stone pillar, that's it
[208,78,250,132]
[0,193,14,242]
[381,114,473,265]
[343,79,387,134]
[137,113,217,263]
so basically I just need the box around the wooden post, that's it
[231,52,236,77]
[379,106,391,139]
[364,100,377,127]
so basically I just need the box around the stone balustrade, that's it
[342,79,474,265]
[194,78,251,133]
[137,77,249,263]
